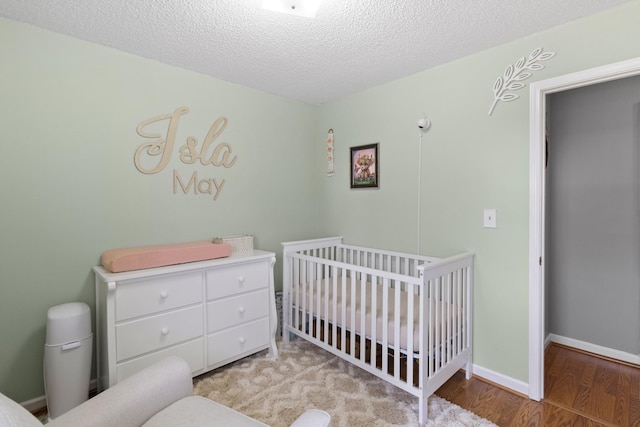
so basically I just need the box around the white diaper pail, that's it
[44,302,93,421]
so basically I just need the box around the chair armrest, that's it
[0,393,44,427]
[48,356,193,427]
[290,409,332,427]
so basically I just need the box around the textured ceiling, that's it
[0,0,633,104]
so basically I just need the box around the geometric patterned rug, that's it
[194,340,497,427]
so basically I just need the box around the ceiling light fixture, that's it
[260,0,322,18]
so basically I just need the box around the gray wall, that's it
[546,75,640,354]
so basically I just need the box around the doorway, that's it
[546,76,640,360]
[528,57,640,401]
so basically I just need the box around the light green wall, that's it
[314,1,640,383]
[0,18,316,402]
[2,1,640,405]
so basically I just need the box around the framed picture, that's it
[350,143,379,189]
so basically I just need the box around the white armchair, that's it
[0,356,331,427]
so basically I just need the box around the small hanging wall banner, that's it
[327,129,335,177]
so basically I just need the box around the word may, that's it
[173,170,226,201]
[134,107,237,174]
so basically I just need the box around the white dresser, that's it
[93,250,277,391]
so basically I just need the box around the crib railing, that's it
[282,238,474,398]
[291,240,439,279]
[418,251,474,389]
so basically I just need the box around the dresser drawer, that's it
[116,338,204,382]
[115,272,202,321]
[207,318,269,366]
[207,289,269,332]
[116,305,203,361]
[206,261,268,299]
[94,250,277,389]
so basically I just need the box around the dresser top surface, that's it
[93,249,275,281]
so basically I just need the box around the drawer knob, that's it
[160,291,169,299]
[239,337,246,344]
[238,276,246,284]
[238,307,246,314]
[161,327,169,336]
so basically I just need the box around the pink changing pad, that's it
[101,240,232,273]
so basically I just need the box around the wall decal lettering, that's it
[488,47,556,116]
[134,107,237,201]
[173,170,226,201]
[178,117,237,168]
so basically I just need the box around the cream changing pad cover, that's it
[101,240,232,273]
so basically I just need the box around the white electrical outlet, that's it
[483,209,497,228]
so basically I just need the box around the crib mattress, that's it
[292,279,458,352]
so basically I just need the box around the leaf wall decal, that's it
[488,47,556,116]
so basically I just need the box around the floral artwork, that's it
[350,143,379,189]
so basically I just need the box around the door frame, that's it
[528,57,640,400]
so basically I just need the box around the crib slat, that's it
[381,277,389,375]
[468,266,472,352]
[447,273,452,361]
[323,262,330,345]
[419,277,425,389]
[360,273,367,363]
[456,269,462,355]
[315,259,322,340]
[332,267,338,350]
[444,275,449,364]
[407,281,414,386]
[292,258,298,332]
[453,270,459,356]
[307,259,313,334]
[301,260,307,333]
[435,277,441,372]
[297,258,303,332]
[341,268,347,353]
[350,270,357,357]
[370,274,378,366]
[428,278,434,378]
[393,279,401,381]
[432,277,441,370]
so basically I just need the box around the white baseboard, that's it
[468,335,640,401]
[471,364,529,396]
[20,395,47,413]
[20,379,98,413]
[547,334,640,365]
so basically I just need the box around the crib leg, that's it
[418,395,428,426]
[465,359,472,380]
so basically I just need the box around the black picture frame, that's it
[350,143,379,189]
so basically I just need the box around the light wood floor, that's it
[436,343,640,426]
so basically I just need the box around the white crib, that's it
[282,237,474,425]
